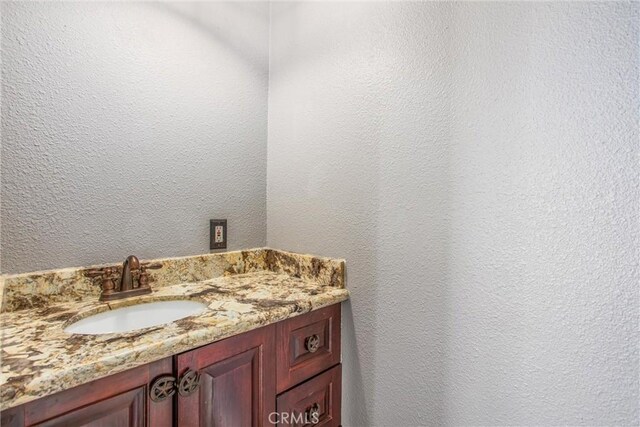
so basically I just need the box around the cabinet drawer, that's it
[276,365,341,427]
[276,304,341,393]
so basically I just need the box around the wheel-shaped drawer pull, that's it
[306,403,320,424]
[149,375,176,402]
[305,334,320,353]
[178,368,201,397]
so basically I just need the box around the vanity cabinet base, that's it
[1,303,342,427]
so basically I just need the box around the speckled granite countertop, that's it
[0,248,348,410]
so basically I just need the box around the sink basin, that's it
[64,300,207,335]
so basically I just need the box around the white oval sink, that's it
[64,300,207,335]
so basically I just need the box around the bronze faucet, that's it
[120,255,140,292]
[86,255,161,301]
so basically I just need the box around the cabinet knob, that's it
[178,368,201,397]
[305,334,321,353]
[149,369,201,402]
[306,403,320,425]
[149,375,176,402]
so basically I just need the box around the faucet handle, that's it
[141,262,162,270]
[138,262,162,288]
[85,267,108,278]
[85,267,117,297]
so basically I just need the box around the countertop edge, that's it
[1,291,349,411]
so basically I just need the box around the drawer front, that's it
[276,304,341,393]
[276,365,341,427]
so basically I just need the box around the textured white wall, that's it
[1,2,269,273]
[267,2,639,425]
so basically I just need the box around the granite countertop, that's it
[0,248,349,410]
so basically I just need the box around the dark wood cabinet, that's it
[1,357,173,427]
[176,324,276,427]
[1,304,342,427]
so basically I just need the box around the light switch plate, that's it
[210,219,227,250]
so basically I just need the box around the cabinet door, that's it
[176,324,276,427]
[5,357,173,427]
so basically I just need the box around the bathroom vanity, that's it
[0,249,348,427]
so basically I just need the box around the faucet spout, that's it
[120,255,140,291]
